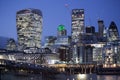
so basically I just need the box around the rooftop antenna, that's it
[65,4,71,14]
[64,3,71,36]
[88,16,92,26]
[85,10,91,26]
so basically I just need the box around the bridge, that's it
[0,59,59,76]
[0,59,97,75]
[1,59,119,75]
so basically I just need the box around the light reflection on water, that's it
[55,74,120,80]
[76,74,97,80]
[1,73,120,80]
[97,75,120,80]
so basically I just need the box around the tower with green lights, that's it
[57,25,67,36]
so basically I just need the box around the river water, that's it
[1,73,120,80]
[54,74,120,80]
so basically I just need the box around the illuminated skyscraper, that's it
[71,9,84,42]
[108,21,119,42]
[71,9,85,63]
[16,8,43,51]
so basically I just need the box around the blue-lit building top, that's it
[55,36,71,46]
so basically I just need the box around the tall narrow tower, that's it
[71,9,85,63]
[71,9,84,42]
[98,20,104,38]
[16,8,43,51]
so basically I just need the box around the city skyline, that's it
[0,0,120,42]
[0,1,120,79]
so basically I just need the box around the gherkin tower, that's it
[108,21,119,42]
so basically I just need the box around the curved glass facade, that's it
[108,21,119,42]
[16,8,43,51]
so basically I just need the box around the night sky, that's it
[0,0,120,42]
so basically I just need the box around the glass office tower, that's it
[71,9,85,63]
[71,9,84,42]
[108,21,119,42]
[16,8,43,51]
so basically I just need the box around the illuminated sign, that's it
[58,25,65,31]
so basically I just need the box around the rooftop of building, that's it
[17,8,42,16]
